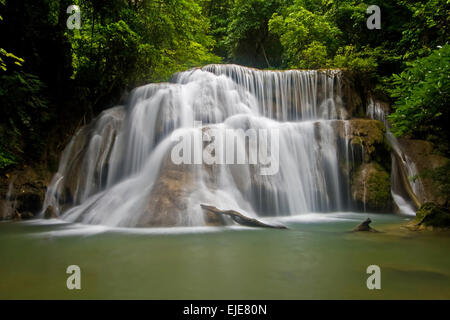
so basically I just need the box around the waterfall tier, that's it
[42,64,409,227]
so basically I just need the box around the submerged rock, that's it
[353,217,379,232]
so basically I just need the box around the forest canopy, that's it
[0,0,449,170]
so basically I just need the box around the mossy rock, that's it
[413,202,450,228]
[333,119,391,170]
[351,162,392,212]
[348,120,388,161]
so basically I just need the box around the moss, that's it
[352,162,392,212]
[366,163,391,207]
[347,119,386,159]
[414,202,450,228]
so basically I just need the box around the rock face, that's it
[44,205,57,219]
[0,165,51,220]
[138,154,226,227]
[333,119,393,212]
[407,202,450,230]
[397,138,449,207]
[340,72,364,117]
[334,119,390,164]
[351,162,392,213]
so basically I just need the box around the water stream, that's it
[42,65,418,227]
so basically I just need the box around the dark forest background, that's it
[0,0,448,175]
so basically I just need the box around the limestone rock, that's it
[407,202,450,230]
[397,138,449,207]
[351,162,392,212]
[0,165,50,220]
[139,154,226,227]
[44,205,57,219]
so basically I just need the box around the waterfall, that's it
[42,65,366,227]
[366,98,420,215]
[2,181,16,218]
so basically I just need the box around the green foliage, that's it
[0,48,24,71]
[0,0,24,72]
[333,46,378,74]
[269,1,340,69]
[296,41,329,69]
[398,0,450,60]
[0,0,449,174]
[68,0,220,111]
[0,147,16,170]
[0,72,49,163]
[388,45,450,142]
[225,0,283,67]
[199,0,234,57]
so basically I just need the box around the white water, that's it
[366,98,420,215]
[2,181,16,218]
[42,65,410,227]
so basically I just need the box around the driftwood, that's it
[200,204,287,229]
[353,217,379,232]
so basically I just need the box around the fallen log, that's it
[200,204,287,229]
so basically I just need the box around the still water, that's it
[0,212,449,299]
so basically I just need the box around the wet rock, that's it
[351,162,392,212]
[333,119,389,164]
[341,72,364,117]
[13,211,34,220]
[396,138,449,207]
[407,202,450,230]
[0,199,15,220]
[353,217,379,232]
[44,205,57,219]
[0,166,51,220]
[139,154,226,227]
[45,106,126,212]
[16,192,42,214]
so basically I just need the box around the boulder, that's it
[407,202,450,230]
[44,205,57,219]
[353,217,379,232]
[351,162,392,212]
[333,119,389,164]
[139,154,226,227]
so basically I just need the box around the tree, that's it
[269,1,340,69]
[225,0,283,68]
[388,45,450,152]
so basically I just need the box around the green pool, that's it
[0,212,449,299]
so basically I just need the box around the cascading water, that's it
[2,181,16,218]
[43,64,405,227]
[366,98,421,215]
